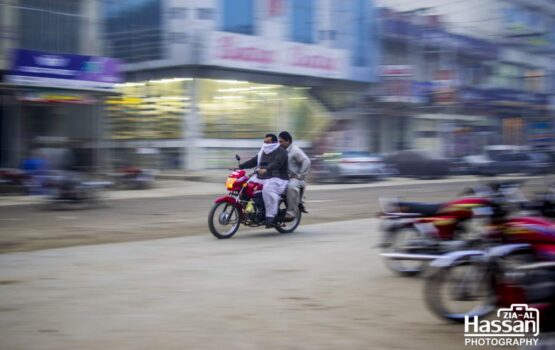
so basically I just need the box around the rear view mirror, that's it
[235,154,241,162]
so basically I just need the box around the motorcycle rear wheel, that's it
[208,202,241,239]
[275,209,302,234]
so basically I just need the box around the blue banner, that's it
[6,49,123,91]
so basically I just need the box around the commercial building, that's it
[374,0,555,156]
[0,0,121,170]
[102,0,379,170]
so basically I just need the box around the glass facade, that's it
[107,79,192,140]
[103,0,164,63]
[221,0,254,35]
[19,0,81,53]
[197,80,329,141]
[291,0,314,44]
[107,79,330,142]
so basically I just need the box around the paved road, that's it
[2,177,550,349]
[0,177,549,253]
[0,219,511,350]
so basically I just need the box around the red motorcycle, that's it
[424,215,555,329]
[379,181,555,276]
[379,195,493,276]
[207,156,303,239]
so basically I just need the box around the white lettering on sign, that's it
[218,36,276,64]
[289,46,337,71]
[206,31,349,79]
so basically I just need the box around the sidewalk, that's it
[0,174,542,207]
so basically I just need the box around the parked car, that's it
[311,151,390,183]
[384,150,451,179]
[464,145,552,176]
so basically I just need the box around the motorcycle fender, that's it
[378,220,412,248]
[429,250,485,268]
[214,196,243,211]
[487,244,532,259]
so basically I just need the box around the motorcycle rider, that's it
[278,131,311,222]
[239,134,289,228]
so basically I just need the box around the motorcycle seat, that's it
[397,202,443,216]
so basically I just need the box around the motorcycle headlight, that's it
[226,178,236,189]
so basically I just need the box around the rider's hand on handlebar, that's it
[258,168,268,176]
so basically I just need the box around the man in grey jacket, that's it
[279,131,311,221]
[239,133,289,228]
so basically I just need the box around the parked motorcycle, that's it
[207,155,303,239]
[422,181,555,325]
[424,238,555,329]
[378,195,493,276]
[39,171,112,210]
[378,181,555,277]
[113,166,155,190]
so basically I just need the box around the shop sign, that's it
[377,65,421,103]
[6,49,123,91]
[456,87,549,107]
[17,91,97,104]
[379,65,414,77]
[420,30,498,58]
[378,8,498,59]
[205,31,350,80]
[489,89,548,106]
[432,69,458,105]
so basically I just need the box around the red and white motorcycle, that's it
[207,155,303,239]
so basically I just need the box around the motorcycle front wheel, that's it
[424,260,496,323]
[381,227,429,277]
[208,202,241,239]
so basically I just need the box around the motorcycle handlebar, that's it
[227,167,259,177]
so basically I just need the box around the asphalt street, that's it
[0,218,513,350]
[1,176,551,349]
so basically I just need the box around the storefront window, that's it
[197,80,329,141]
[108,78,330,144]
[107,78,191,140]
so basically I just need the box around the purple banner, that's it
[7,49,123,91]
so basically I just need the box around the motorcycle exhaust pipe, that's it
[380,252,440,261]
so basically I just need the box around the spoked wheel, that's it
[208,202,241,239]
[275,201,301,234]
[425,260,496,323]
[381,227,430,277]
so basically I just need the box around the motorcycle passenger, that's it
[239,134,289,228]
[278,131,311,222]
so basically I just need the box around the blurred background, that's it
[2,3,555,349]
[0,0,554,180]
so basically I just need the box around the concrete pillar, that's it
[0,0,18,71]
[184,79,203,171]
[81,0,102,55]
